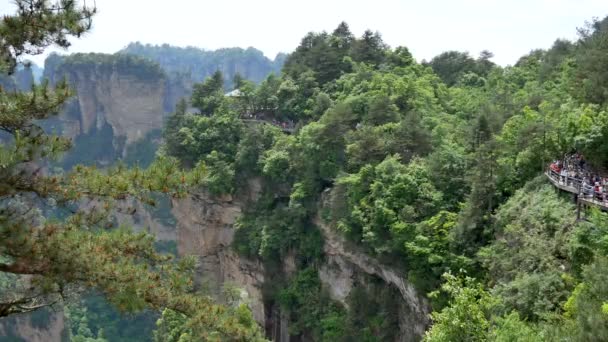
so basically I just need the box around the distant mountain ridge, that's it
[120,42,286,89]
[34,43,286,168]
[0,64,36,92]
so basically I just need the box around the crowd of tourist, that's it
[549,153,608,203]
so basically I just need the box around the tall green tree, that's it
[351,30,387,67]
[575,16,608,105]
[191,70,225,114]
[424,274,495,342]
[0,2,264,340]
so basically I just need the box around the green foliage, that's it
[569,209,608,274]
[191,71,226,114]
[426,142,468,210]
[335,156,442,256]
[345,113,432,172]
[278,268,346,340]
[569,256,608,341]
[56,53,165,82]
[234,194,323,262]
[426,50,496,87]
[234,124,282,176]
[424,273,495,342]
[66,294,156,342]
[479,182,576,320]
[490,312,543,342]
[406,211,472,295]
[350,30,388,67]
[0,0,95,74]
[162,99,189,162]
[283,23,393,87]
[153,309,192,342]
[156,15,608,341]
[261,148,291,181]
[163,104,243,193]
[574,17,608,105]
[0,2,265,340]
[204,150,235,195]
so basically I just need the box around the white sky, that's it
[2,0,607,67]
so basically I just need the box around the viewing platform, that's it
[545,170,608,211]
[241,118,296,134]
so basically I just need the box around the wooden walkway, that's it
[545,171,608,210]
[241,119,295,134]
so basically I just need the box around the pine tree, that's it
[191,70,225,114]
[331,21,354,51]
[351,30,387,67]
[0,2,264,340]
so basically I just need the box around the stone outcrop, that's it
[114,198,177,241]
[315,215,430,341]
[1,181,428,342]
[42,53,178,158]
[72,70,165,146]
[60,67,166,149]
[315,215,429,315]
[171,180,429,341]
[0,310,66,342]
[171,180,267,325]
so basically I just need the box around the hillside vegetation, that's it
[3,0,608,340]
[162,18,608,341]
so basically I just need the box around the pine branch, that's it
[0,295,58,317]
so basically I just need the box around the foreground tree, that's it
[423,274,494,342]
[0,1,264,340]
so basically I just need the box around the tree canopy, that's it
[161,16,608,340]
[5,4,608,338]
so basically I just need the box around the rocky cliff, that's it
[170,181,430,341]
[171,178,267,324]
[1,179,429,342]
[316,215,430,340]
[68,69,165,146]
[41,47,284,165]
[0,309,67,342]
[43,53,169,160]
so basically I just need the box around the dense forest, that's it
[160,17,608,341]
[3,0,608,341]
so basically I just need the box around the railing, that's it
[545,169,608,210]
[241,119,295,134]
[546,169,582,192]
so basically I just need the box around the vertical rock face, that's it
[171,181,429,341]
[315,215,431,341]
[171,181,267,325]
[109,197,177,241]
[43,53,172,159]
[0,310,67,342]
[60,66,166,151]
[71,70,165,146]
[164,74,194,112]
[318,253,430,341]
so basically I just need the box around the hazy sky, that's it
[2,0,607,66]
